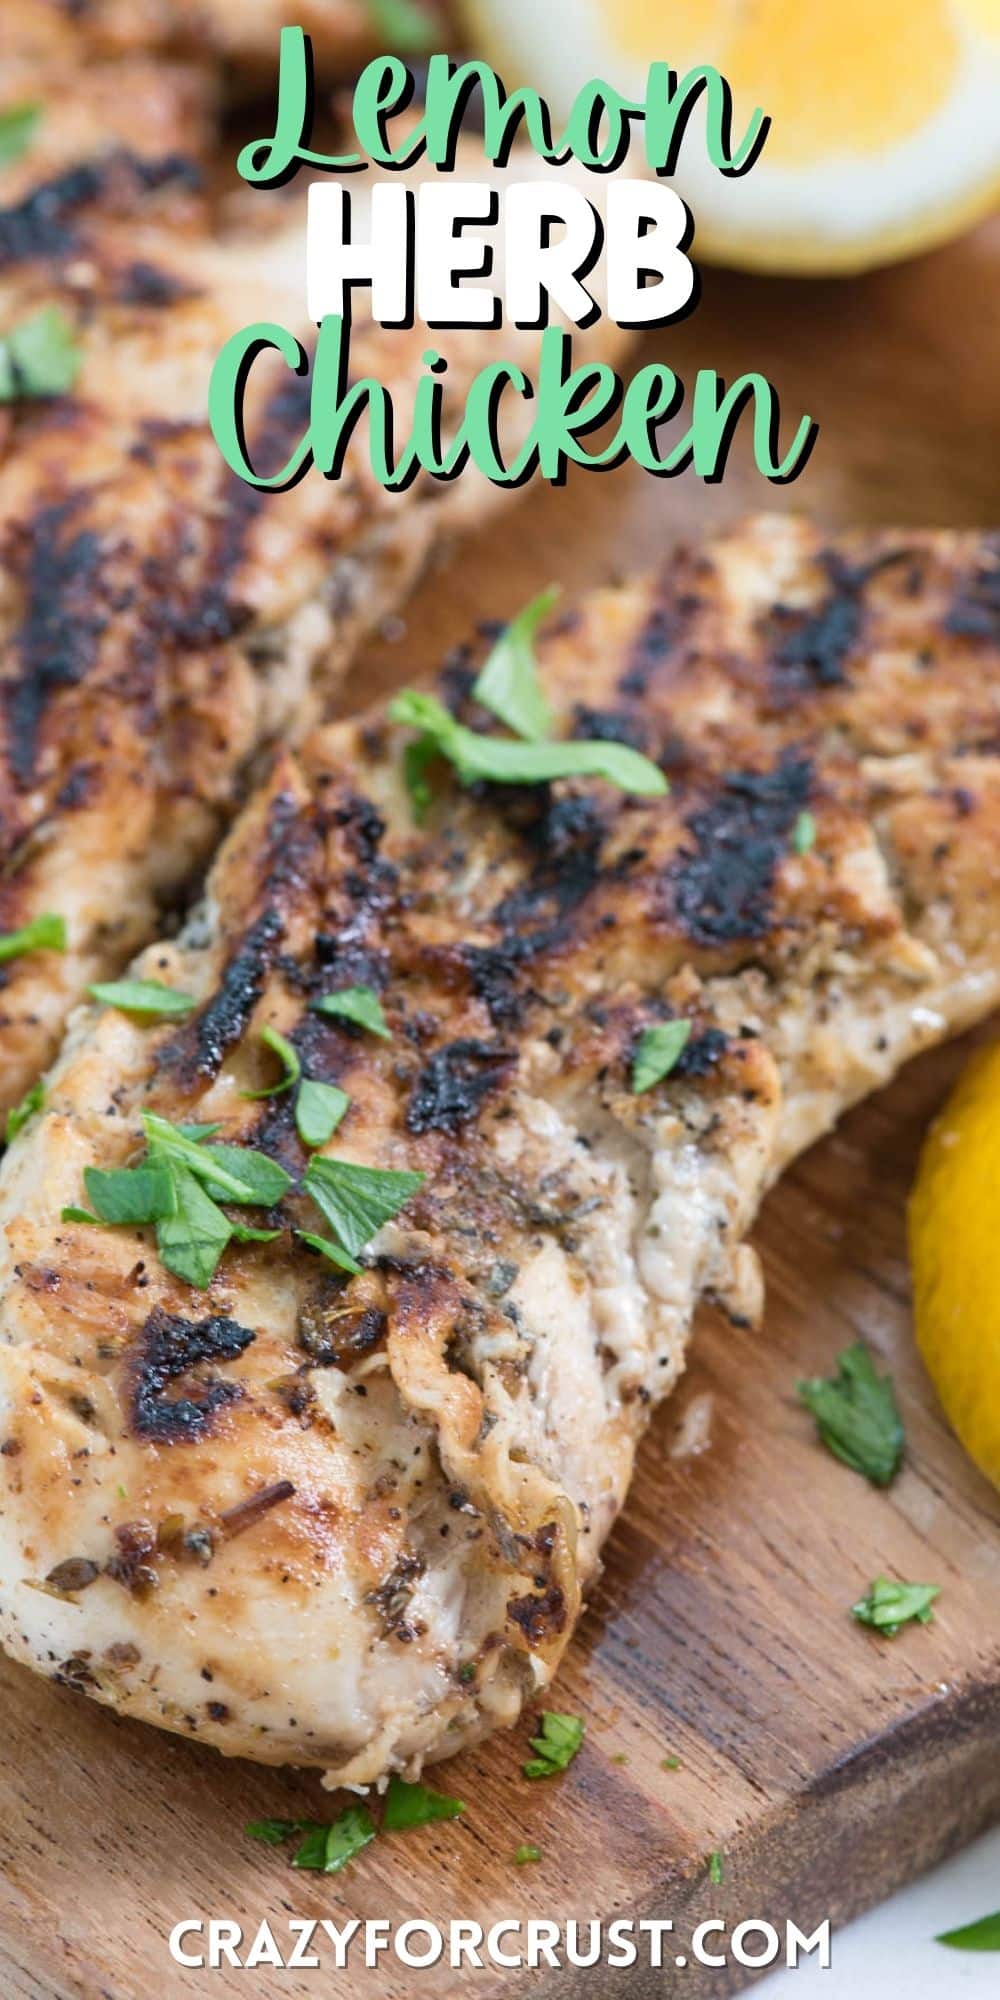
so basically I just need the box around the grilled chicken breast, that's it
[0,60,624,1115]
[0,514,996,1783]
[7,0,422,85]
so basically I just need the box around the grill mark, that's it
[7,499,109,786]
[128,1308,255,1444]
[769,548,918,694]
[189,909,285,1077]
[572,704,649,752]
[114,259,195,308]
[672,756,813,946]
[166,372,314,647]
[0,151,200,266]
[407,1039,516,1135]
[617,564,704,698]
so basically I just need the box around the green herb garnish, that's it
[797,1341,904,1486]
[248,1807,376,1874]
[937,1910,1000,1952]
[364,0,435,54]
[661,1755,681,1771]
[389,690,668,800]
[68,1114,292,1290]
[88,979,196,1019]
[294,1229,362,1275]
[303,1154,425,1261]
[515,1844,541,1865]
[295,1079,349,1149]
[851,1576,939,1637]
[632,1019,692,1095]
[382,1777,465,1830]
[792,810,816,855]
[708,1850,725,1886]
[244,1024,301,1099]
[0,104,40,168]
[0,912,66,964]
[5,1080,43,1144]
[296,1805,376,1873]
[472,588,558,743]
[523,1711,584,1779]
[0,308,81,402]
[312,985,391,1040]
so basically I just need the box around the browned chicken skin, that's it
[0,516,996,1781]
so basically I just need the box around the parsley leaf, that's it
[243,1024,301,1099]
[797,1341,904,1486]
[5,1080,43,1144]
[156,1167,233,1289]
[83,1160,177,1226]
[851,1576,939,1637]
[515,1844,541,1865]
[382,1777,465,1829]
[293,1805,376,1874]
[403,736,437,822]
[312,986,391,1039]
[472,588,558,743]
[0,104,40,168]
[295,1079,349,1149]
[295,1229,362,1274]
[632,1019,692,1095]
[792,810,816,855]
[389,690,668,799]
[709,1850,725,1886]
[523,1711,584,1779]
[937,1910,1000,1952]
[0,912,66,964]
[0,307,81,402]
[142,1114,292,1206]
[88,979,195,1018]
[303,1155,425,1260]
[364,0,434,54]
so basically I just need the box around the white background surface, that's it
[758,1823,1000,1994]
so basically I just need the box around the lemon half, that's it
[460,0,1000,273]
[910,1042,1000,1492]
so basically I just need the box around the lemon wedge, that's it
[909,1041,1000,1492]
[459,0,1000,273]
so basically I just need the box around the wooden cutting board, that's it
[1,218,998,2000]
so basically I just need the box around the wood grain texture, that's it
[0,217,998,1999]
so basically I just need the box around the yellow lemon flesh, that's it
[909,1041,1000,1491]
[459,0,1000,273]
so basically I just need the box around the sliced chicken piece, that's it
[0,515,996,1783]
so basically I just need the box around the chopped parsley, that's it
[708,1850,725,1886]
[851,1576,939,1637]
[661,1755,681,1771]
[302,1154,424,1261]
[937,1909,1000,1951]
[295,1079,349,1149]
[88,979,195,1018]
[523,1711,584,1779]
[632,1019,692,1095]
[295,1229,362,1275]
[0,308,81,402]
[515,1844,541,1865]
[247,1806,376,1874]
[472,587,558,743]
[5,1080,43,1145]
[390,689,667,801]
[0,103,40,168]
[312,985,391,1039]
[792,809,817,855]
[797,1341,904,1486]
[0,912,66,964]
[244,1024,301,1099]
[381,1777,465,1830]
[364,0,434,54]
[64,1113,292,1289]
